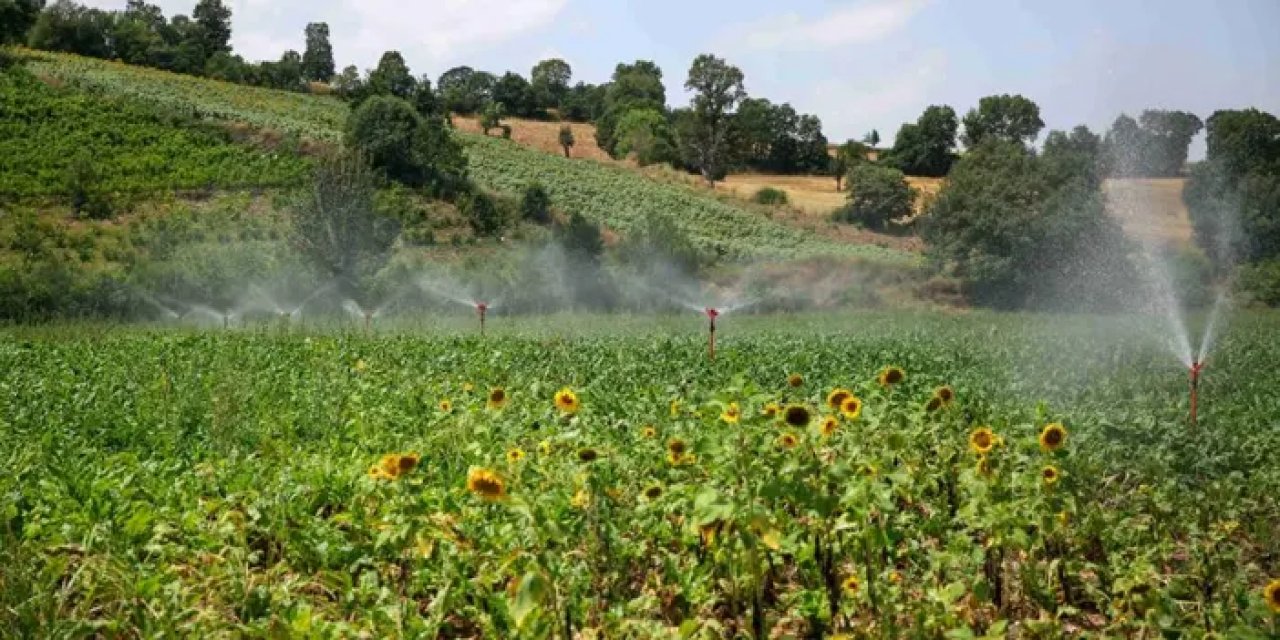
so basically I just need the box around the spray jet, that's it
[1189,359,1206,426]
[704,307,720,361]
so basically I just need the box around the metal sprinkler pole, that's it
[477,303,487,336]
[1189,360,1204,426]
[363,311,372,334]
[705,308,719,361]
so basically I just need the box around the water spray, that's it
[1188,359,1205,426]
[476,302,488,336]
[704,307,719,361]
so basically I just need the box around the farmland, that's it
[1,312,1278,637]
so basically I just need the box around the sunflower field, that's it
[1,312,1279,638]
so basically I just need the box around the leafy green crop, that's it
[1,312,1277,637]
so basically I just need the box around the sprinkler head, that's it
[1190,360,1205,380]
[704,307,720,320]
[476,302,488,313]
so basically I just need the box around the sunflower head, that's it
[877,366,905,387]
[787,373,804,388]
[783,405,812,428]
[377,454,404,479]
[840,396,863,420]
[554,388,580,414]
[842,575,860,595]
[1041,465,1061,486]
[462,382,475,393]
[1039,423,1067,452]
[577,448,600,463]
[925,396,943,412]
[819,415,839,437]
[969,427,996,455]
[438,399,453,413]
[826,388,852,410]
[466,467,506,501]
[570,488,590,509]
[934,385,955,404]
[506,448,526,464]
[667,437,688,457]
[487,387,508,410]
[641,425,657,439]
[398,452,421,473]
[761,402,780,419]
[777,432,800,449]
[643,484,664,500]
[720,402,741,424]
[1264,578,1280,613]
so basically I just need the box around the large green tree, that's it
[530,58,571,109]
[884,105,958,177]
[345,95,467,196]
[960,94,1044,149]
[192,0,231,54]
[491,71,536,118]
[595,60,666,155]
[613,108,675,166]
[835,163,915,231]
[367,51,416,100]
[437,66,494,115]
[679,54,745,186]
[0,0,44,45]
[1104,110,1202,177]
[301,22,334,83]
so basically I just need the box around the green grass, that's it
[0,65,310,198]
[1,312,1277,637]
[20,50,916,263]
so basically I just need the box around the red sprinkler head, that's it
[476,302,488,314]
[1189,360,1205,427]
[705,307,720,321]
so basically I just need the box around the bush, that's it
[345,95,467,195]
[1236,258,1280,306]
[752,187,789,206]
[520,183,552,224]
[460,190,504,237]
[834,164,914,230]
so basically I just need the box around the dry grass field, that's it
[1103,178,1193,247]
[452,115,619,164]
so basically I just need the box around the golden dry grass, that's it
[452,115,620,164]
[720,173,943,217]
[1102,178,1192,247]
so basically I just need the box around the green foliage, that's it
[836,164,914,231]
[752,187,789,206]
[530,58,571,110]
[557,124,574,157]
[557,211,604,262]
[437,65,493,115]
[459,190,504,237]
[491,71,536,118]
[1104,110,1203,177]
[0,0,43,45]
[479,101,503,135]
[1236,258,1280,306]
[289,152,400,297]
[921,140,1133,309]
[192,0,232,54]
[830,140,871,190]
[884,105,958,177]
[520,183,551,224]
[1185,109,1280,267]
[345,95,467,196]
[735,98,829,174]
[960,94,1045,149]
[0,65,309,198]
[612,107,675,166]
[679,53,746,186]
[64,152,113,219]
[611,213,705,276]
[595,60,666,155]
[301,22,334,83]
[560,81,605,123]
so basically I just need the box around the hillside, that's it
[1102,178,1192,246]
[19,50,915,265]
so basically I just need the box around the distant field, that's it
[453,115,617,164]
[1103,178,1192,247]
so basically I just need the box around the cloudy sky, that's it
[83,0,1279,158]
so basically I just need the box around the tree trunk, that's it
[835,174,843,191]
[562,145,570,158]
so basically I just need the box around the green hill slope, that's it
[21,49,916,264]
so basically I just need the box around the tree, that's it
[346,95,468,196]
[884,105,958,177]
[192,0,231,54]
[830,140,870,190]
[1042,125,1104,187]
[479,101,503,135]
[559,211,604,263]
[491,71,535,118]
[921,139,1132,309]
[1104,110,1202,177]
[460,191,504,236]
[614,108,675,166]
[111,1,167,65]
[290,151,400,300]
[530,58,571,109]
[520,183,552,224]
[438,66,494,114]
[596,60,666,155]
[835,164,914,230]
[27,1,113,58]
[411,75,438,118]
[680,54,745,186]
[961,94,1044,148]
[333,65,361,97]
[558,124,575,158]
[0,0,43,45]
[367,51,416,100]
[301,22,334,83]
[864,130,881,147]
[561,82,606,122]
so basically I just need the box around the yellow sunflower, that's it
[376,454,403,479]
[720,402,741,424]
[1039,423,1067,452]
[783,405,812,428]
[640,425,657,439]
[669,399,680,419]
[438,399,453,413]
[554,387,580,414]
[462,382,475,393]
[487,387,508,410]
[762,402,780,418]
[1264,578,1280,613]
[667,437,688,457]
[840,396,863,420]
[1041,465,1061,486]
[538,439,553,455]
[643,484,664,500]
[506,448,526,464]
[571,488,590,509]
[877,366,905,387]
[819,415,839,437]
[577,448,600,463]
[777,432,800,449]
[826,388,853,411]
[934,385,955,405]
[842,575,860,595]
[787,373,804,388]
[969,427,996,455]
[466,467,506,501]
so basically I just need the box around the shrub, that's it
[520,183,552,225]
[752,187,789,206]
[460,190,504,237]
[345,95,467,195]
[834,164,914,230]
[1236,258,1280,307]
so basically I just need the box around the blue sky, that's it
[85,0,1280,158]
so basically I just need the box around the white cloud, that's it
[803,49,946,141]
[716,0,928,53]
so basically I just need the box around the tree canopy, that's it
[960,94,1044,149]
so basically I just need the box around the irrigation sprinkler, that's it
[1189,360,1205,426]
[476,302,488,336]
[704,307,720,361]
